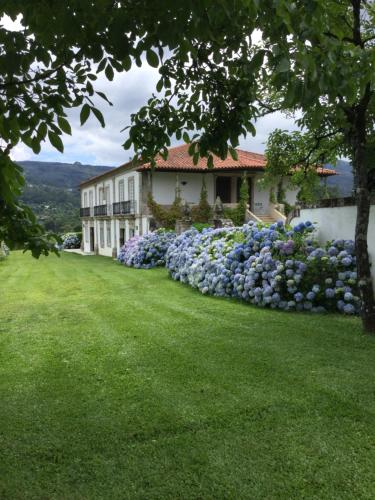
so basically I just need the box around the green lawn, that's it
[1,252,375,499]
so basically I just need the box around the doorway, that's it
[215,176,232,203]
[119,228,125,247]
[90,227,95,252]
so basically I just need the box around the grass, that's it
[1,251,375,499]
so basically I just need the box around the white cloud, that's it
[10,60,298,166]
[3,14,298,165]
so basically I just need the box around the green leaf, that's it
[123,138,132,150]
[188,142,196,156]
[105,64,114,81]
[48,131,64,153]
[111,59,123,72]
[146,49,159,68]
[31,137,41,154]
[229,146,238,161]
[183,131,190,143]
[276,57,290,73]
[80,104,91,125]
[57,116,72,135]
[91,107,105,128]
[123,55,132,71]
[37,122,47,140]
[156,78,163,93]
[86,80,94,95]
[97,58,107,73]
[96,91,113,106]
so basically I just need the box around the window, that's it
[105,185,110,204]
[99,223,104,248]
[128,177,135,202]
[119,180,125,202]
[83,192,88,207]
[99,187,104,204]
[89,191,93,207]
[106,222,111,247]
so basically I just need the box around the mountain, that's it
[18,161,113,233]
[19,160,113,189]
[325,159,354,197]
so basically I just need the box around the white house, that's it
[80,144,334,256]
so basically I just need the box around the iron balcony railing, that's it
[112,200,136,215]
[80,207,91,217]
[94,204,108,216]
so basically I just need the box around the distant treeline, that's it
[17,160,112,234]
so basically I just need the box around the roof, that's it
[138,144,267,171]
[80,144,335,187]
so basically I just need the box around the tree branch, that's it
[297,130,341,166]
[0,64,65,91]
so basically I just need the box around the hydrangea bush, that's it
[166,221,360,314]
[62,232,81,249]
[118,229,176,269]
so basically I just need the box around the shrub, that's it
[191,179,212,223]
[147,191,183,230]
[166,221,359,315]
[192,222,212,232]
[223,175,249,225]
[62,232,81,249]
[223,207,244,226]
[117,229,176,269]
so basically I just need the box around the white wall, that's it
[252,174,270,215]
[152,172,215,205]
[291,205,375,291]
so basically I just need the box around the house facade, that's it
[80,144,334,256]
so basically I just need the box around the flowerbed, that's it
[165,222,359,314]
[62,232,81,249]
[118,229,176,269]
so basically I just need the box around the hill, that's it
[18,161,113,233]
[325,159,353,197]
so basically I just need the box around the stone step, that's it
[255,215,278,224]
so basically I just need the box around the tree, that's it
[2,1,375,332]
[237,174,249,224]
[124,1,375,333]
[192,178,212,223]
[1,0,200,255]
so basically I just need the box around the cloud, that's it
[4,13,298,166]
[10,62,299,166]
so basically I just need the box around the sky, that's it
[4,16,299,168]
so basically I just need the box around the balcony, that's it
[80,207,91,217]
[94,204,108,216]
[112,200,136,216]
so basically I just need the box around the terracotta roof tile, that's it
[80,144,336,186]
[138,144,267,171]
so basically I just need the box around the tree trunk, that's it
[353,137,375,333]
